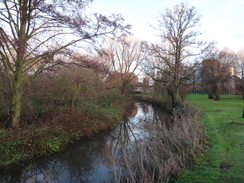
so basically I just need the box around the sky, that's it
[90,0,244,52]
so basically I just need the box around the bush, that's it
[97,88,124,107]
[19,66,108,124]
[79,102,121,122]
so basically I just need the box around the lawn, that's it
[174,94,244,183]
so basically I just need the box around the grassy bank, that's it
[0,98,133,171]
[174,94,244,183]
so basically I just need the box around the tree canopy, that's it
[0,0,129,128]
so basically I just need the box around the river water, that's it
[0,102,169,183]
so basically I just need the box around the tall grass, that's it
[113,103,206,182]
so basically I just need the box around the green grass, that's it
[174,94,244,183]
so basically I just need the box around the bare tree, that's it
[0,0,128,128]
[236,49,244,77]
[101,36,148,95]
[146,3,209,109]
[235,49,244,99]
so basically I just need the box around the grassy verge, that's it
[0,98,133,171]
[174,94,244,183]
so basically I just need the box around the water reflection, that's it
[0,103,169,183]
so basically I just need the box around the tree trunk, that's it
[167,87,177,110]
[7,0,28,128]
[214,83,221,101]
[208,85,214,99]
[9,89,22,128]
[9,66,23,128]
[172,59,181,108]
[214,95,220,101]
[175,85,180,103]
[70,84,81,111]
[8,40,26,128]
[208,93,214,99]
[121,81,128,96]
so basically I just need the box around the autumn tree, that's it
[201,49,236,100]
[146,3,208,108]
[101,36,148,95]
[0,0,128,128]
[201,59,231,100]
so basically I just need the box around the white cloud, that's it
[91,0,244,51]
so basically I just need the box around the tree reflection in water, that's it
[1,133,115,183]
[105,103,170,182]
[0,103,170,183]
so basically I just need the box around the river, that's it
[0,102,169,183]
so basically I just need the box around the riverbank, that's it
[133,95,171,112]
[120,95,206,182]
[0,98,134,172]
[174,94,244,183]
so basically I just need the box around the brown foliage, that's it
[32,66,103,101]
[201,57,234,100]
